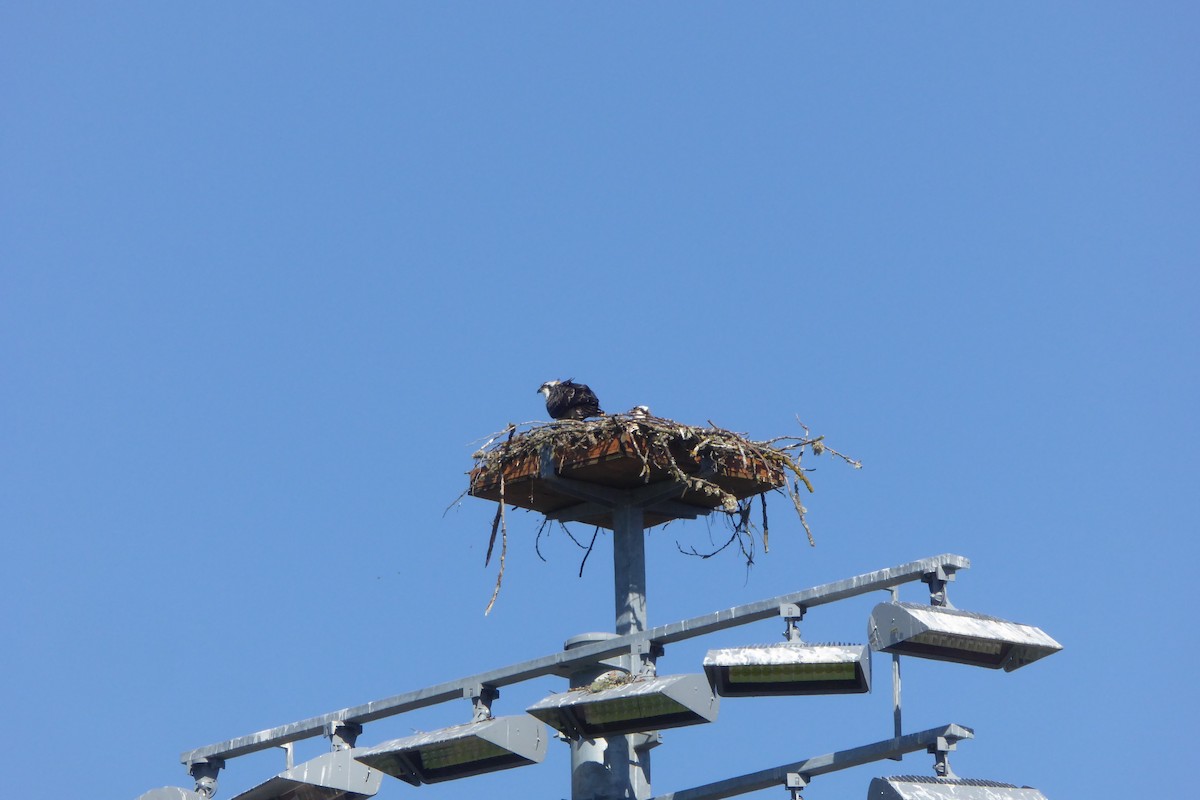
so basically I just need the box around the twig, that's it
[484,470,508,615]
[443,488,469,517]
[677,530,741,559]
[578,527,600,577]
[760,492,769,553]
[559,522,591,550]
[788,482,816,547]
[484,498,500,567]
[534,518,550,562]
[482,474,506,614]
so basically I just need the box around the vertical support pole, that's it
[570,502,652,800]
[612,502,650,799]
[612,504,647,636]
[566,633,652,800]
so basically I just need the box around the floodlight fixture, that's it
[353,714,547,786]
[869,602,1062,671]
[526,672,719,739]
[704,603,871,696]
[867,776,1049,799]
[704,642,871,696]
[228,749,383,800]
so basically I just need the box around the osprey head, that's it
[537,379,562,398]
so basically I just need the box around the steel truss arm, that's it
[181,553,969,765]
[650,724,975,800]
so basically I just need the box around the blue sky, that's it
[2,4,1196,798]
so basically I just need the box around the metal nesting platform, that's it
[468,423,787,529]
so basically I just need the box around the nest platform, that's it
[468,416,788,529]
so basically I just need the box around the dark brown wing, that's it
[547,380,603,419]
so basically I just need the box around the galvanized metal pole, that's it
[613,504,648,636]
[570,503,652,800]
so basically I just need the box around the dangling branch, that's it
[534,518,550,562]
[760,492,770,553]
[484,471,508,615]
[578,527,600,577]
[677,530,742,559]
[789,481,816,546]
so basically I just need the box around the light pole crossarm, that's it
[649,723,975,800]
[647,553,970,646]
[180,554,970,765]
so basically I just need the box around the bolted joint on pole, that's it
[631,639,663,677]
[779,603,805,642]
[785,772,809,800]
[928,735,959,779]
[464,682,500,721]
[921,566,957,608]
[325,720,363,751]
[187,757,224,800]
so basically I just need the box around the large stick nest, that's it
[464,412,859,613]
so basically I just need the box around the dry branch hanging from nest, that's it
[465,413,859,613]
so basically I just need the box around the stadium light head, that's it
[228,750,383,800]
[703,642,871,696]
[526,673,719,739]
[869,602,1062,671]
[867,776,1048,799]
[353,715,547,786]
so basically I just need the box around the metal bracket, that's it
[785,772,809,800]
[187,758,223,800]
[779,603,805,642]
[928,735,959,778]
[633,731,663,753]
[325,720,362,751]
[922,566,957,608]
[464,682,500,721]
[631,639,662,676]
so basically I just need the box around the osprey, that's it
[538,379,603,420]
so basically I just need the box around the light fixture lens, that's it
[728,661,857,684]
[909,631,1005,657]
[578,694,687,727]
[703,643,871,696]
[417,737,510,771]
